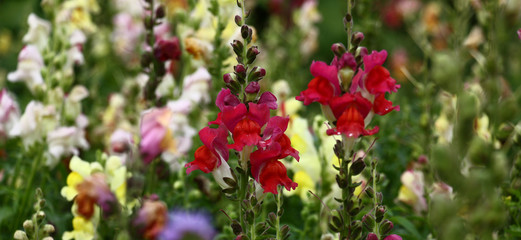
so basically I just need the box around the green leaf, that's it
[390,216,423,240]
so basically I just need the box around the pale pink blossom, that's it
[10,101,57,146]
[397,170,427,213]
[0,89,20,138]
[46,124,90,167]
[180,67,212,104]
[7,45,45,92]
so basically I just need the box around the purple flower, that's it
[518,28,521,40]
[159,210,217,240]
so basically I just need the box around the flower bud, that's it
[366,233,379,240]
[365,186,375,198]
[234,64,246,74]
[351,32,365,45]
[245,81,260,94]
[144,16,153,29]
[36,210,46,222]
[43,224,55,234]
[231,40,244,57]
[375,205,386,223]
[339,68,354,92]
[155,5,165,18]
[267,212,277,228]
[241,25,250,39]
[362,214,376,230]
[350,158,366,175]
[23,220,34,233]
[379,219,394,235]
[328,209,343,232]
[231,220,243,235]
[331,43,346,57]
[223,73,235,84]
[247,66,266,82]
[235,15,243,26]
[13,231,28,240]
[351,220,363,239]
[246,46,260,64]
[141,51,153,68]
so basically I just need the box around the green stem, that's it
[372,160,380,238]
[16,146,44,230]
[238,169,248,233]
[346,0,352,51]
[340,138,354,240]
[275,186,283,240]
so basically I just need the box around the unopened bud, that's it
[379,219,394,235]
[418,155,428,164]
[231,220,243,235]
[231,40,244,57]
[155,5,165,18]
[351,32,365,45]
[362,214,376,230]
[43,224,55,234]
[344,13,352,25]
[245,81,260,94]
[247,67,266,82]
[23,220,34,233]
[235,15,243,26]
[350,158,366,175]
[375,205,386,223]
[144,16,153,29]
[339,68,354,91]
[36,211,46,222]
[331,43,346,57]
[223,73,235,84]
[235,64,246,74]
[366,233,379,240]
[13,231,28,240]
[141,51,153,68]
[246,46,260,64]
[328,209,343,232]
[241,25,250,39]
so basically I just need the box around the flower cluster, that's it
[186,88,299,194]
[297,46,400,140]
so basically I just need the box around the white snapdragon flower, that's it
[46,119,90,167]
[180,67,212,105]
[10,101,57,146]
[7,45,46,92]
[0,89,20,138]
[22,13,51,49]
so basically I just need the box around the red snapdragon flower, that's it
[185,125,229,174]
[249,116,299,194]
[297,49,400,139]
[154,37,181,62]
[296,61,340,105]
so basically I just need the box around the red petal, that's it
[258,92,278,110]
[364,65,400,95]
[247,102,270,127]
[228,118,261,151]
[276,134,299,161]
[329,92,372,119]
[250,143,282,180]
[198,125,229,162]
[185,146,219,174]
[310,61,341,95]
[222,103,247,131]
[373,94,400,115]
[296,77,335,105]
[258,160,298,194]
[363,50,388,73]
[328,106,379,138]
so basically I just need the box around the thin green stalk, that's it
[346,0,352,51]
[16,146,44,229]
[275,186,283,240]
[238,170,248,233]
[340,138,354,240]
[372,160,380,238]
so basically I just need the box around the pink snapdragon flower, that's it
[0,89,20,138]
[7,45,45,92]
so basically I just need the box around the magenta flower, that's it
[139,108,172,164]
